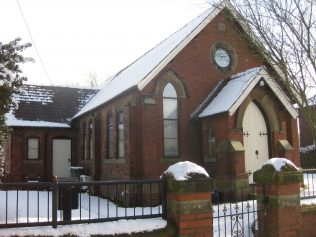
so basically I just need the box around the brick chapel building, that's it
[3,2,300,192]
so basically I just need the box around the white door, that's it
[242,102,269,183]
[53,139,71,177]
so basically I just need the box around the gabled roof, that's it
[198,67,298,118]
[74,2,231,118]
[6,85,97,128]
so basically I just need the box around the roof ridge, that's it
[108,7,215,84]
[22,84,99,91]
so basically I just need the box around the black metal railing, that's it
[301,169,316,199]
[212,184,265,237]
[0,179,166,229]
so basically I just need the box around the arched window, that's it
[88,120,93,160]
[106,113,113,159]
[163,83,179,157]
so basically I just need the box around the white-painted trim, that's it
[228,67,298,118]
[228,68,265,115]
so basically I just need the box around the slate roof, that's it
[6,85,98,127]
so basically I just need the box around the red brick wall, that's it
[75,92,141,181]
[301,208,316,237]
[138,12,264,178]
[5,127,76,182]
[299,109,315,147]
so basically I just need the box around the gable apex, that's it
[198,67,298,119]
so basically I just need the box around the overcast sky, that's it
[1,0,209,87]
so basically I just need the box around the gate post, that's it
[253,158,303,237]
[162,163,214,237]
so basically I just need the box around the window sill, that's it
[24,159,42,163]
[160,157,180,163]
[104,158,126,164]
[203,156,216,163]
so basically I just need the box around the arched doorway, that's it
[242,101,269,183]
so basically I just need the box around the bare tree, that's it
[209,0,316,142]
[84,71,99,88]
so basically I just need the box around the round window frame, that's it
[210,42,237,72]
[214,48,231,68]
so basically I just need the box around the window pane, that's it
[163,98,177,119]
[118,141,124,158]
[118,111,124,123]
[163,83,177,98]
[119,125,124,140]
[164,139,179,157]
[208,128,216,156]
[28,138,39,159]
[163,83,179,157]
[117,111,124,158]
[28,138,38,149]
[107,115,113,159]
[28,149,38,159]
[164,120,178,139]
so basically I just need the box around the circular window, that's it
[211,42,237,72]
[214,48,230,68]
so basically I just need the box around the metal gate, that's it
[212,184,266,237]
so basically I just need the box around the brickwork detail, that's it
[164,174,213,237]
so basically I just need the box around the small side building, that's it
[3,85,97,181]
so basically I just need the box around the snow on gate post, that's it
[161,161,214,237]
[253,158,303,237]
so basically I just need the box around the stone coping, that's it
[254,166,303,184]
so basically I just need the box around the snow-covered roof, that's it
[5,117,71,128]
[74,3,230,118]
[198,67,298,118]
[6,85,97,128]
[162,161,209,181]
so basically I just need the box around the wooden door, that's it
[53,139,71,178]
[242,102,269,183]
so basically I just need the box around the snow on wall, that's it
[162,161,209,180]
[260,157,299,171]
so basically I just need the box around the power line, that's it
[16,0,53,85]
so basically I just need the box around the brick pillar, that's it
[254,160,303,237]
[164,177,214,237]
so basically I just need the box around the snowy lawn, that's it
[0,190,166,237]
[0,190,162,223]
[0,218,167,237]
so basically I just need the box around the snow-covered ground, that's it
[0,190,162,223]
[0,218,167,237]
[0,190,166,237]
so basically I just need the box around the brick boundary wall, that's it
[163,175,214,237]
[253,161,305,237]
[301,205,316,237]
